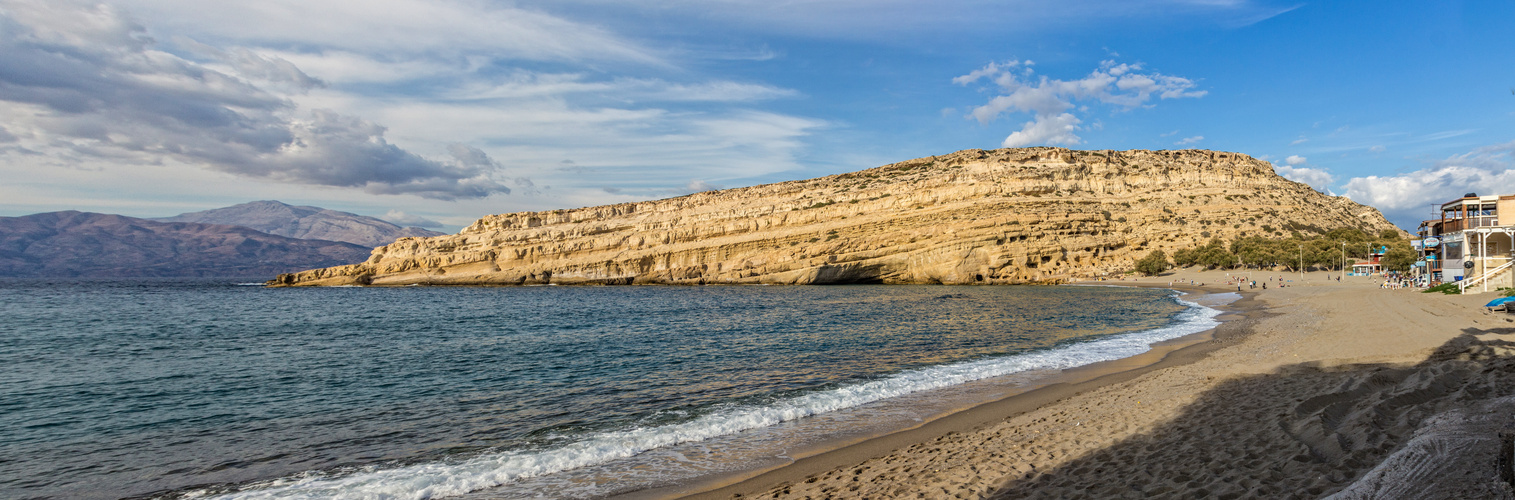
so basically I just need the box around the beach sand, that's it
[677,269,1515,499]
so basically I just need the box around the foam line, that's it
[208,294,1221,500]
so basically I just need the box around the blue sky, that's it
[0,0,1510,231]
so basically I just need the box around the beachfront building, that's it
[1350,245,1386,275]
[1416,193,1515,293]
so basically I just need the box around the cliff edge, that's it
[270,147,1401,286]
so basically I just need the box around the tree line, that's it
[1135,228,1416,276]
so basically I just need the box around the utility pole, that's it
[1340,242,1346,282]
[1298,243,1304,281]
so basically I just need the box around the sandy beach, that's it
[676,268,1515,499]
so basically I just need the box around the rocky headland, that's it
[270,147,1401,287]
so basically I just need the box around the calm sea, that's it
[0,279,1220,500]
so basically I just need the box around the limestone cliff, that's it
[269,148,1401,286]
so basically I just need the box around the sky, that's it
[0,0,1511,231]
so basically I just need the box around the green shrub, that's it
[1135,250,1170,276]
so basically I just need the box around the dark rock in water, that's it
[0,211,372,277]
[934,293,971,300]
[159,200,443,247]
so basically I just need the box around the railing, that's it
[1439,216,1500,233]
[1461,259,1515,293]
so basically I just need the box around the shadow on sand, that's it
[989,328,1515,499]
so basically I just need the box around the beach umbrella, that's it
[1484,296,1515,308]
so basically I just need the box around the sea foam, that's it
[207,294,1221,500]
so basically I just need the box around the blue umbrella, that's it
[1485,296,1515,308]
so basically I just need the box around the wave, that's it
[206,294,1222,500]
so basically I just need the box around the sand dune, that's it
[682,270,1515,499]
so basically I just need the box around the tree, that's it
[1382,247,1416,272]
[1172,247,1199,267]
[1135,250,1170,276]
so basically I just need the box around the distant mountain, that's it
[159,200,444,247]
[0,211,372,277]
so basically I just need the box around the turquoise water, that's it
[0,279,1215,499]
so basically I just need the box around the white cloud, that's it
[1343,141,1515,224]
[1272,154,1332,192]
[381,210,443,228]
[1275,165,1334,192]
[1001,113,1082,148]
[1175,135,1203,145]
[519,0,1301,41]
[0,0,827,212]
[1369,145,1386,153]
[454,73,797,103]
[0,1,507,199]
[1290,136,1308,145]
[119,0,663,65]
[955,59,1205,148]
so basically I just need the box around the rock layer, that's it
[271,148,1402,287]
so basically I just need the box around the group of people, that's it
[1224,274,1293,292]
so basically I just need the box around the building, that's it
[1415,193,1515,293]
[1350,245,1386,275]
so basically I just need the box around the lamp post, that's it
[1298,243,1304,281]
[1340,242,1346,282]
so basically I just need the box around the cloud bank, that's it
[1345,141,1515,225]
[954,60,1206,147]
[0,0,507,199]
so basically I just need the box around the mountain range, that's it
[0,211,371,278]
[0,201,448,277]
[158,200,443,247]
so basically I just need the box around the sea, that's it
[0,278,1226,500]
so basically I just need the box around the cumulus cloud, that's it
[1175,135,1203,145]
[955,59,1206,147]
[1271,155,1333,193]
[0,1,506,199]
[1344,141,1515,224]
[381,210,442,228]
[1275,164,1334,192]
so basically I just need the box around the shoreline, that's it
[648,283,1257,500]
[662,268,1512,499]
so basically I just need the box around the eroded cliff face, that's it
[270,147,1401,286]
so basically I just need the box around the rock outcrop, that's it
[271,148,1402,287]
[160,200,443,247]
[0,211,372,277]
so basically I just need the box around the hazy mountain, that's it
[159,200,444,247]
[0,211,372,278]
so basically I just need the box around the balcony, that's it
[1438,216,1499,233]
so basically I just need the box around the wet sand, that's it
[676,269,1515,499]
